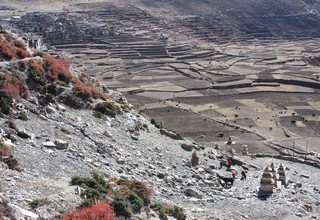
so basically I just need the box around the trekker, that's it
[232,169,237,180]
[241,170,247,180]
[227,158,233,170]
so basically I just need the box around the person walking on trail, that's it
[227,158,233,170]
[232,169,237,180]
[241,170,247,180]
[219,160,223,169]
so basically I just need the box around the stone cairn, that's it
[241,145,249,156]
[258,165,275,196]
[278,164,287,187]
[258,163,288,197]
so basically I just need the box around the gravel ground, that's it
[0,99,319,219]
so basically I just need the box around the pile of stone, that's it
[258,163,288,197]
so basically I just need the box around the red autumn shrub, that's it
[0,142,13,157]
[45,55,73,83]
[63,202,115,220]
[74,82,103,99]
[29,60,45,73]
[1,84,19,98]
[17,81,30,99]
[0,41,30,60]
[0,72,30,99]
[16,48,30,59]
[0,41,16,60]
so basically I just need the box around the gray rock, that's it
[184,188,203,199]
[181,143,194,152]
[301,173,309,178]
[160,128,183,140]
[131,134,139,141]
[54,139,68,149]
[117,157,126,164]
[103,130,113,138]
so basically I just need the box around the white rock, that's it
[9,203,39,219]
[42,141,56,148]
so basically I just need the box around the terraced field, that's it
[3,1,320,155]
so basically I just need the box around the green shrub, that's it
[151,204,168,220]
[28,61,46,85]
[94,102,122,118]
[18,112,28,121]
[93,111,103,119]
[112,199,132,218]
[151,204,186,220]
[29,198,49,209]
[70,172,110,207]
[0,94,11,115]
[127,180,152,205]
[168,206,186,220]
[6,120,17,130]
[3,155,21,171]
[126,191,144,212]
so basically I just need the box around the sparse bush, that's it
[18,112,28,121]
[167,205,186,220]
[151,204,186,220]
[61,94,84,109]
[29,198,49,210]
[94,102,122,118]
[93,111,104,119]
[28,60,46,85]
[6,120,17,130]
[117,179,152,205]
[126,190,144,212]
[63,202,114,220]
[112,199,132,218]
[3,155,21,171]
[60,127,71,134]
[151,204,168,220]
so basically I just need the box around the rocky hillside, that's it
[0,28,320,220]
